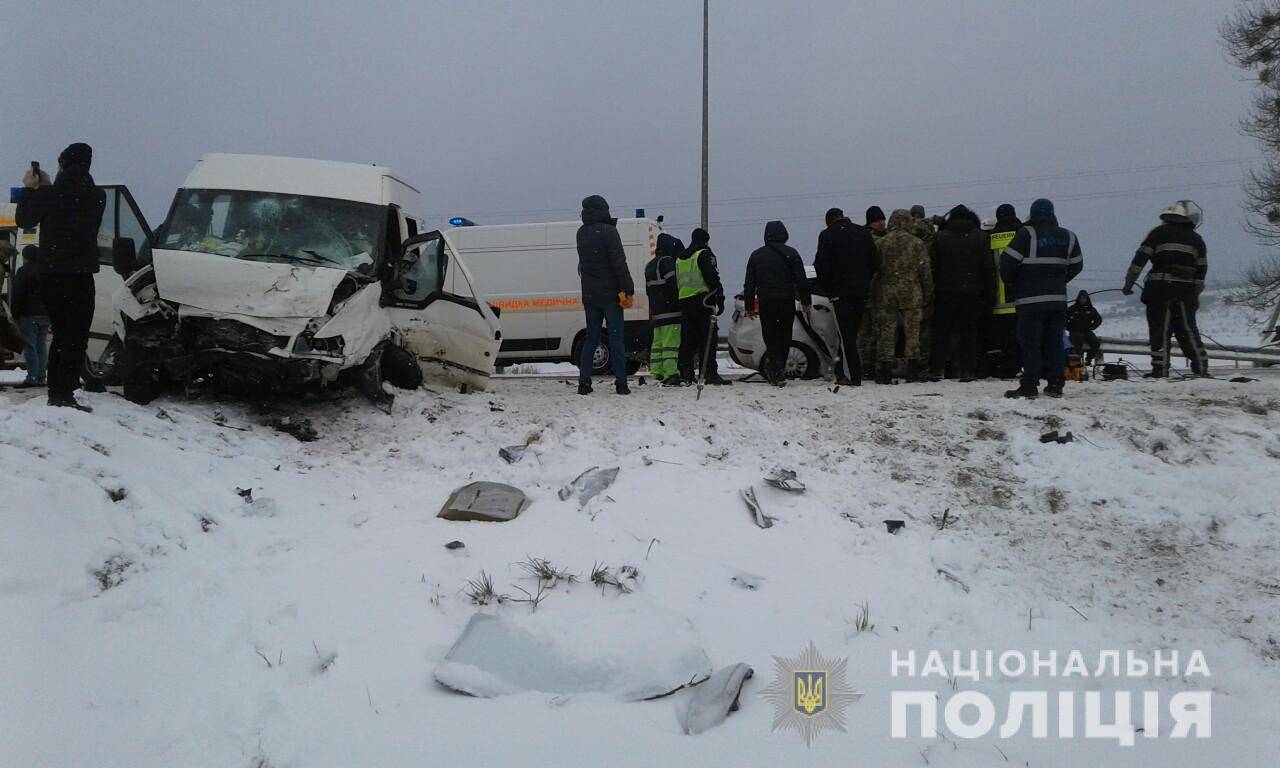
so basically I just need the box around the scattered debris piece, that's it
[680,663,755,735]
[705,448,730,462]
[883,519,905,534]
[936,568,970,593]
[439,482,529,522]
[499,445,527,464]
[433,610,712,700]
[199,516,217,532]
[1230,376,1258,384]
[730,573,764,591]
[445,540,466,550]
[1040,430,1076,445]
[558,466,619,507]
[155,408,176,423]
[763,468,805,493]
[488,401,505,412]
[106,487,128,503]
[932,509,957,530]
[642,455,683,466]
[270,415,318,442]
[236,487,254,502]
[741,487,775,529]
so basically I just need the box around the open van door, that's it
[386,231,501,390]
[86,185,152,384]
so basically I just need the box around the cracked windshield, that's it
[161,189,384,274]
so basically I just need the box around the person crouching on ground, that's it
[1066,290,1102,366]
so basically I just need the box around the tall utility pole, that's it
[700,0,710,230]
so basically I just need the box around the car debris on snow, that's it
[730,573,764,590]
[679,663,754,735]
[444,540,466,550]
[883,519,905,534]
[763,468,805,493]
[439,482,528,522]
[498,445,527,464]
[433,609,712,700]
[558,466,619,507]
[741,487,775,529]
[270,415,319,442]
[1039,430,1075,445]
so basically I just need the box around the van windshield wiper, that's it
[237,250,349,269]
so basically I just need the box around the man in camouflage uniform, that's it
[872,209,933,384]
[858,206,887,378]
[909,205,936,365]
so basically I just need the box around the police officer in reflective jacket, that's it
[999,198,1083,399]
[676,228,730,385]
[1123,201,1209,377]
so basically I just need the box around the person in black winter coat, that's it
[575,194,635,395]
[676,228,729,385]
[1066,290,1103,365]
[12,246,51,387]
[930,205,994,380]
[744,220,812,386]
[814,207,880,385]
[15,143,107,410]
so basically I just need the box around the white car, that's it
[105,154,501,403]
[727,272,841,380]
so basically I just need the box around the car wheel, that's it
[121,339,161,405]
[764,342,819,380]
[572,333,614,377]
[83,336,124,387]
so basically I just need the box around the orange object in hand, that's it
[619,292,635,309]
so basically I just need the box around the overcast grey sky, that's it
[3,0,1264,291]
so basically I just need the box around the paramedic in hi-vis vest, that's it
[675,228,730,386]
[645,233,684,385]
[984,203,1022,379]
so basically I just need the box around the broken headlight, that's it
[294,331,345,357]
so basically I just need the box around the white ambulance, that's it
[446,219,658,374]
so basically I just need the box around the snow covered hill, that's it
[3,372,1280,767]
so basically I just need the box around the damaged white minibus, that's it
[106,154,501,403]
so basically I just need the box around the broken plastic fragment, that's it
[439,482,528,522]
[763,468,805,493]
[680,663,754,735]
[499,445,527,464]
[740,487,774,529]
[558,466,619,507]
[883,519,905,534]
[434,608,712,700]
[445,540,466,550]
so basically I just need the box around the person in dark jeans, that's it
[12,245,51,387]
[574,195,635,395]
[15,143,106,410]
[676,228,730,386]
[999,198,1083,398]
[744,221,811,386]
[813,207,879,385]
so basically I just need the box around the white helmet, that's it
[1160,200,1203,229]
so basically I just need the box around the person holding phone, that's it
[15,143,107,411]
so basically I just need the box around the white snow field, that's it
[3,366,1280,766]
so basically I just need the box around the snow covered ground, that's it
[3,365,1280,767]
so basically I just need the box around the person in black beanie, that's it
[15,143,107,411]
[865,206,887,238]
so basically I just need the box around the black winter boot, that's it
[875,362,894,385]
